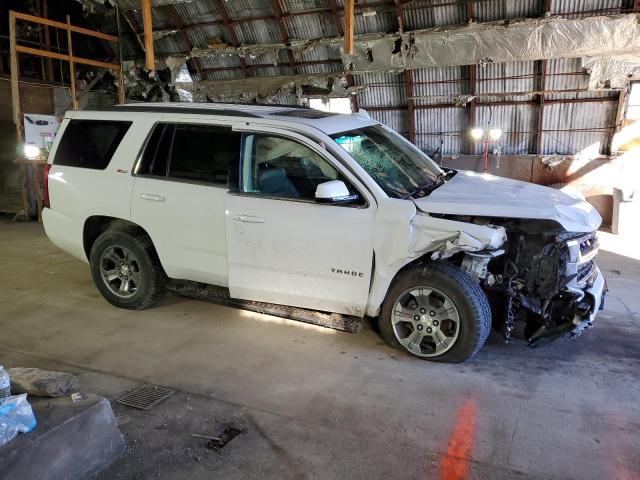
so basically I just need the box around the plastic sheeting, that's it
[346,14,640,73]
[187,14,640,99]
[0,394,36,448]
[582,54,640,90]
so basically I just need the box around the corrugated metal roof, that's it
[82,0,626,156]
[234,19,281,44]
[186,24,226,49]
[222,0,273,18]
[354,10,396,35]
[286,12,338,40]
[404,3,464,30]
[173,1,219,24]
[473,0,541,21]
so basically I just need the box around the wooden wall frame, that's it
[9,10,125,143]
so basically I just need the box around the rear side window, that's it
[136,123,240,185]
[136,124,173,177]
[54,119,131,169]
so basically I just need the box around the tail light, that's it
[42,163,51,208]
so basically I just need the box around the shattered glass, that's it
[331,125,442,198]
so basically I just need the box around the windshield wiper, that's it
[403,170,456,199]
[435,169,455,183]
[402,181,439,199]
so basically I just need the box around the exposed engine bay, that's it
[435,215,606,346]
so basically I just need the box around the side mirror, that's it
[315,180,360,204]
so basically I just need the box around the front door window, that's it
[240,134,361,203]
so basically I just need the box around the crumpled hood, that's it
[413,170,602,233]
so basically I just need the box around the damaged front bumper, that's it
[564,232,607,337]
[522,231,607,346]
[567,265,607,338]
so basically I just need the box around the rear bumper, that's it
[568,265,606,338]
[42,208,87,262]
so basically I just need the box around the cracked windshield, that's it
[331,125,443,198]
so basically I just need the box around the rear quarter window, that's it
[54,119,132,169]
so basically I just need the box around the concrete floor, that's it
[0,219,639,480]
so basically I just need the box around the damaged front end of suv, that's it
[434,216,607,346]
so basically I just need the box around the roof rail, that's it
[98,105,261,117]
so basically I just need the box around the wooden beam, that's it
[465,0,477,154]
[42,0,54,81]
[13,11,118,43]
[328,0,358,112]
[15,45,121,70]
[343,0,355,55]
[141,0,155,70]
[9,11,21,142]
[66,16,78,110]
[115,4,125,105]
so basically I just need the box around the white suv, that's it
[43,103,606,362]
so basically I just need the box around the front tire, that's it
[89,227,167,310]
[379,261,491,363]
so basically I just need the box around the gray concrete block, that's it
[0,394,125,480]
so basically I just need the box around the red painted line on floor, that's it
[605,412,639,480]
[440,399,477,480]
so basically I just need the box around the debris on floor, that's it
[70,392,84,403]
[8,367,77,397]
[191,424,244,451]
[0,394,37,447]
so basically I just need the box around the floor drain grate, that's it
[116,385,175,411]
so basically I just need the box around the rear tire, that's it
[89,227,166,310]
[378,261,490,363]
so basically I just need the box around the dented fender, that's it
[410,213,506,260]
[366,202,507,317]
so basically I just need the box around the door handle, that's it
[140,194,166,202]
[234,215,266,223]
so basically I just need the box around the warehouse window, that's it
[626,82,640,120]
[308,97,352,114]
[54,120,131,169]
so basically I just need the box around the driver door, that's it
[225,128,376,316]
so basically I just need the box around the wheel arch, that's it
[83,216,158,263]
[366,250,461,317]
